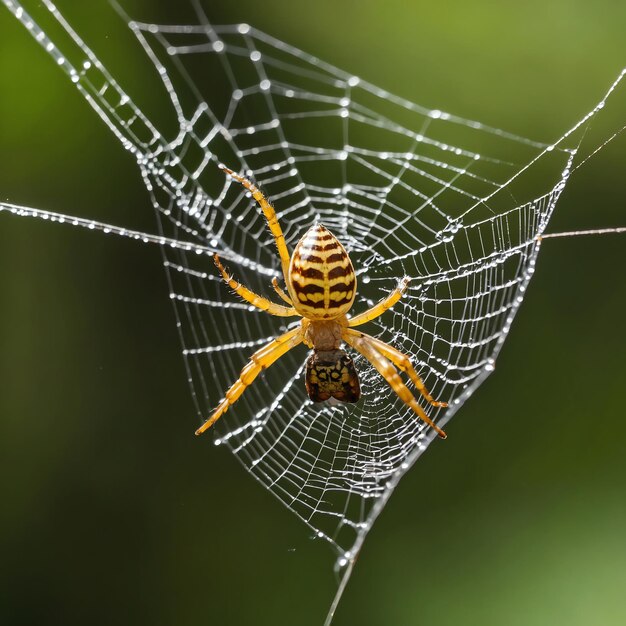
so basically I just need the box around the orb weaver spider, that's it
[195,165,448,438]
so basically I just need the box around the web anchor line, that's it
[2,1,625,623]
[0,202,275,276]
[539,227,626,240]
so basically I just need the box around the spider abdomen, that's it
[289,223,356,319]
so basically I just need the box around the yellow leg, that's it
[272,277,293,305]
[348,277,410,327]
[214,254,297,317]
[343,330,447,439]
[220,165,292,282]
[344,328,447,408]
[195,327,303,435]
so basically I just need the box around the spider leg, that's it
[214,254,298,317]
[348,277,410,327]
[342,329,447,439]
[220,165,291,282]
[195,327,304,435]
[344,328,447,408]
[272,277,294,305]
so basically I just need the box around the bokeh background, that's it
[1,1,625,625]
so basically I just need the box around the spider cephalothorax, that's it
[305,349,361,403]
[195,165,448,438]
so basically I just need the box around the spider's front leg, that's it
[342,329,447,439]
[195,326,304,435]
[345,329,447,408]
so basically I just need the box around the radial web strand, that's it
[2,1,625,620]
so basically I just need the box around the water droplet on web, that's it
[336,550,352,570]
[435,219,463,243]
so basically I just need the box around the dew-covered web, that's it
[2,0,625,618]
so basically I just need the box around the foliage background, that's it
[1,1,625,624]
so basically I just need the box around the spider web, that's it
[2,0,624,620]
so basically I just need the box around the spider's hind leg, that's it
[220,165,292,282]
[214,254,297,317]
[272,277,293,305]
[348,277,410,327]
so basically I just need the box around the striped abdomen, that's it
[288,223,356,320]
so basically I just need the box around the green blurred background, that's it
[1,1,625,625]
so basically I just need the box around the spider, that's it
[195,166,448,438]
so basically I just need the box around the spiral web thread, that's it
[2,1,624,617]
